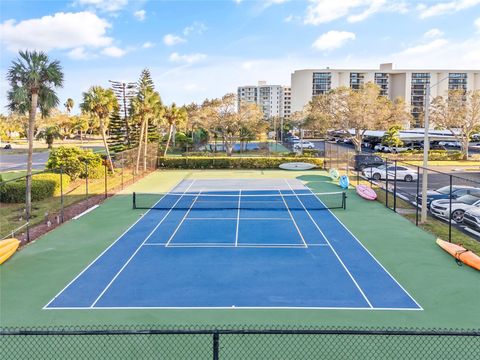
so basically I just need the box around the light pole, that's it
[420,76,448,223]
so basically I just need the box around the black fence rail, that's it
[1,326,479,359]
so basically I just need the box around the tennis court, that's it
[45,178,421,310]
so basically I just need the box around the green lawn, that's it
[1,169,479,331]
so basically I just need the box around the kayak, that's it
[436,238,480,271]
[0,238,20,265]
[356,184,377,200]
[339,175,349,189]
[329,168,339,180]
[279,162,316,171]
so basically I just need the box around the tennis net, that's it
[132,191,346,211]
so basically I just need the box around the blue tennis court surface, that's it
[45,179,421,310]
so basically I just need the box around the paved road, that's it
[0,151,50,171]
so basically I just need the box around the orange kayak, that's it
[436,238,480,271]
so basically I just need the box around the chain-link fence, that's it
[0,325,478,360]
[322,141,480,249]
[0,143,158,244]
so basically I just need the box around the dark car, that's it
[417,185,480,208]
[353,154,384,171]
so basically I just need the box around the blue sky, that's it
[1,0,480,114]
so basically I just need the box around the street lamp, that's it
[420,76,448,223]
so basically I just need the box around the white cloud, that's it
[169,52,207,64]
[101,46,126,57]
[163,34,186,46]
[77,0,128,13]
[183,22,207,36]
[67,47,90,59]
[417,0,480,18]
[304,0,408,25]
[312,30,356,51]
[0,12,112,52]
[475,17,480,31]
[134,9,146,21]
[400,38,449,55]
[142,41,154,48]
[423,28,444,38]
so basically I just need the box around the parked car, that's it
[430,194,480,223]
[362,165,417,182]
[417,186,480,208]
[462,208,480,231]
[439,141,461,148]
[374,144,387,152]
[285,135,299,143]
[353,154,384,171]
[293,141,315,149]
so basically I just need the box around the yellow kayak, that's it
[0,238,20,265]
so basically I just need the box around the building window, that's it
[448,73,467,92]
[312,72,331,95]
[411,73,431,124]
[374,73,389,96]
[350,72,365,90]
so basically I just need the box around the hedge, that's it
[158,156,323,169]
[0,172,71,203]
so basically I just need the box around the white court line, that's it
[89,180,196,308]
[235,190,241,247]
[185,218,290,221]
[43,177,189,310]
[164,189,202,247]
[297,180,423,310]
[284,179,373,309]
[278,190,308,248]
[45,305,422,311]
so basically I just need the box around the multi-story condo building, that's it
[291,63,480,125]
[237,81,291,119]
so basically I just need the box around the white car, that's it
[430,194,480,223]
[293,141,315,149]
[374,144,387,152]
[362,164,417,182]
[439,141,461,147]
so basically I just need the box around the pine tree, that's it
[108,110,127,152]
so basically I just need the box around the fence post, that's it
[416,166,420,226]
[121,151,124,190]
[323,140,326,170]
[449,174,453,243]
[393,160,397,213]
[104,161,108,199]
[60,167,64,223]
[212,331,220,360]
[385,158,389,208]
[85,162,89,201]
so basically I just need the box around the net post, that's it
[104,161,108,199]
[343,191,346,210]
[133,192,136,209]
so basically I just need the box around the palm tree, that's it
[163,103,187,156]
[7,50,63,220]
[37,125,61,148]
[130,69,163,173]
[80,86,118,172]
[64,98,74,114]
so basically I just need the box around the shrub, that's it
[0,172,71,203]
[158,156,323,169]
[46,146,105,180]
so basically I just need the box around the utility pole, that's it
[420,76,449,223]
